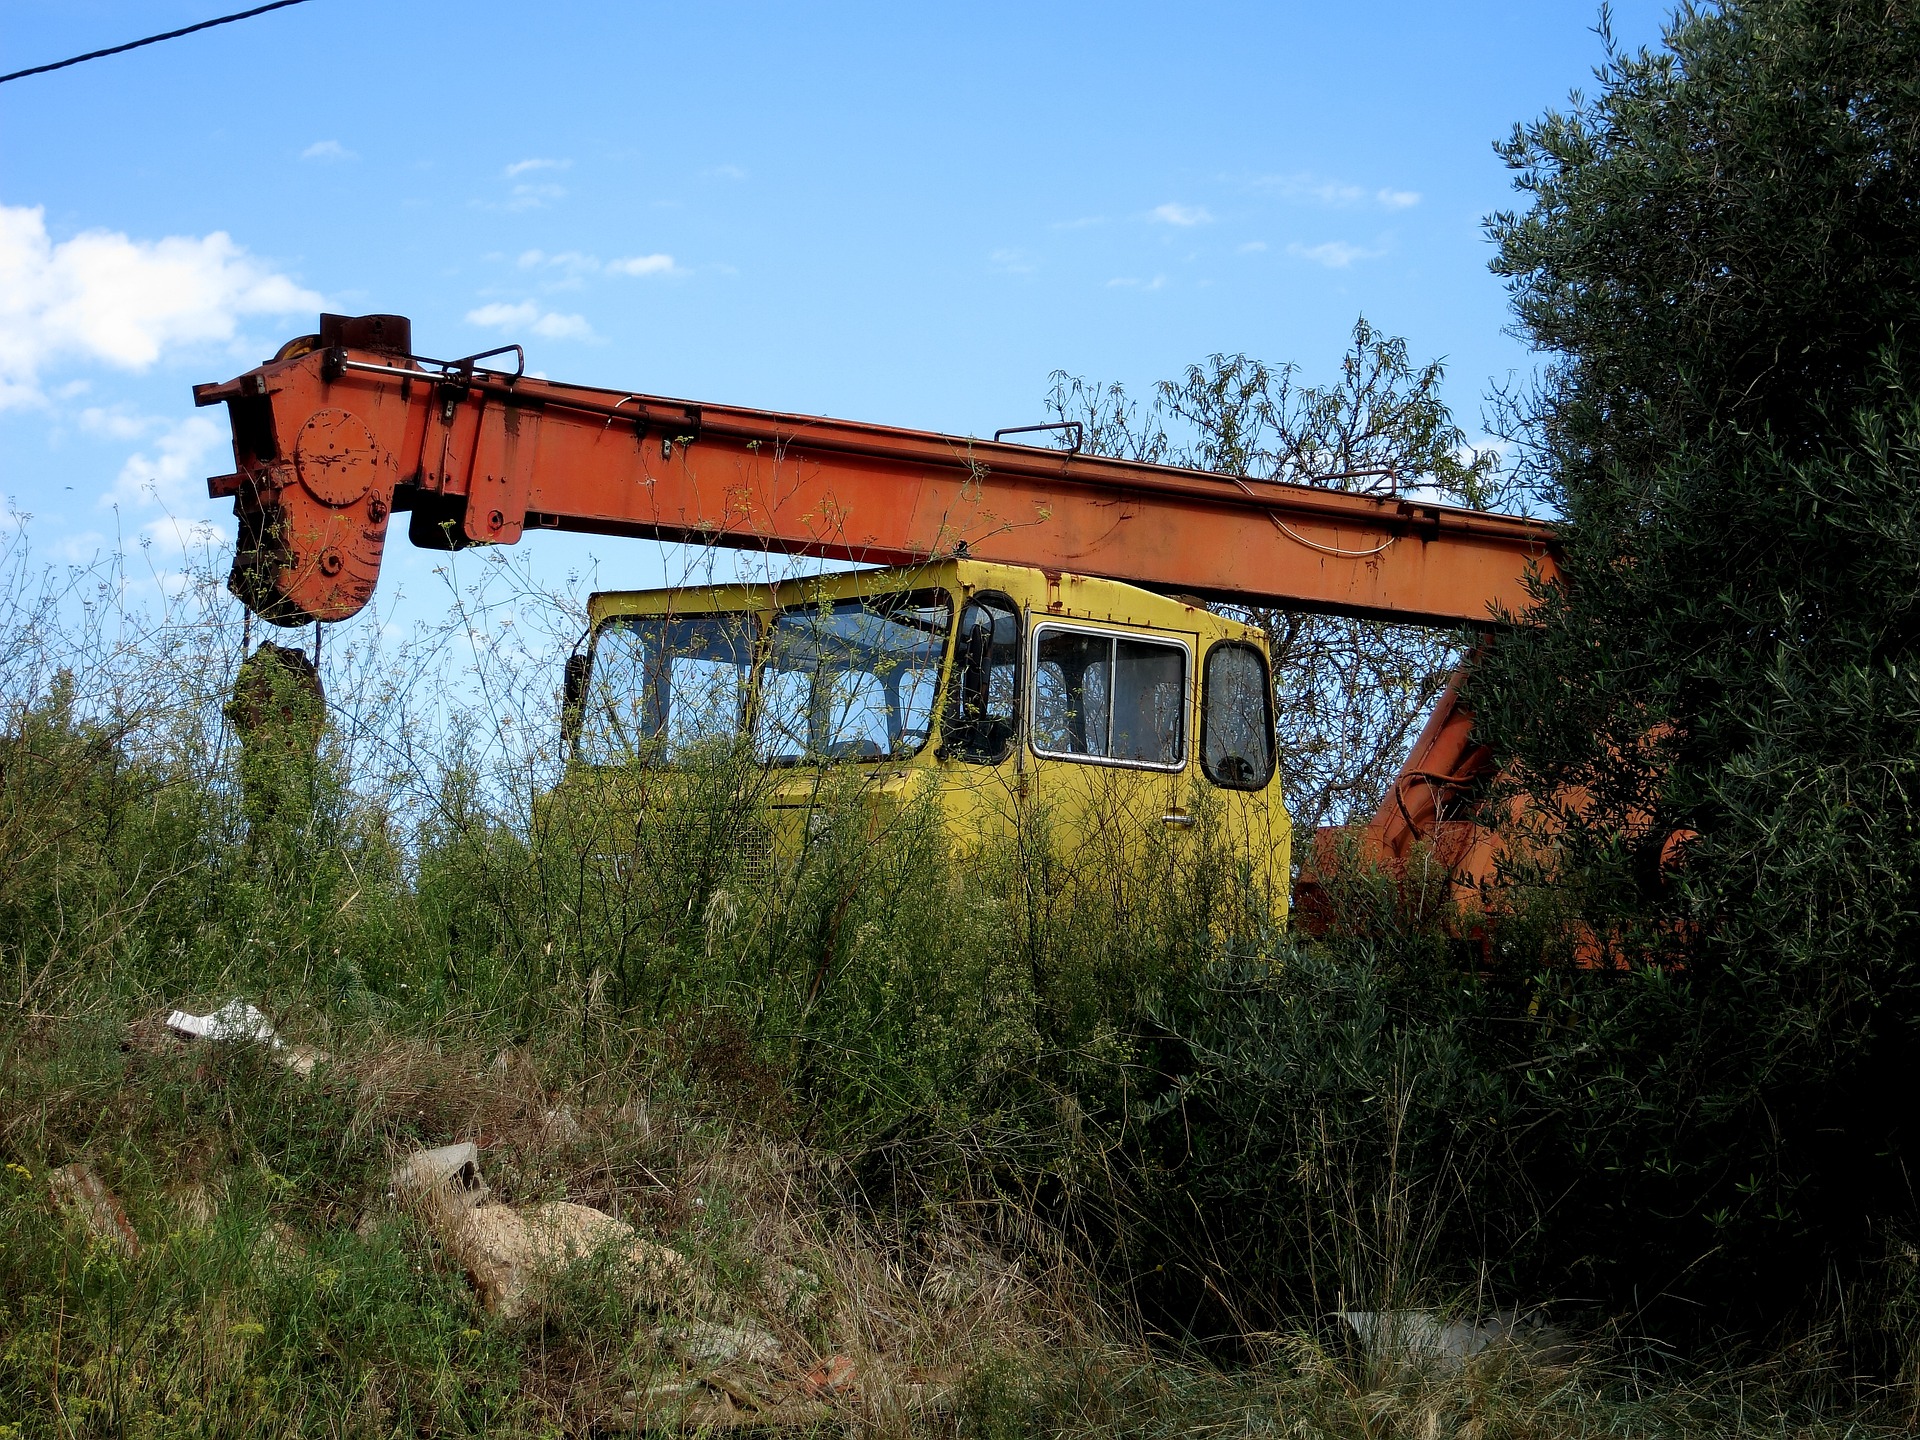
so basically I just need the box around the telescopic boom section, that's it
[195,315,1558,628]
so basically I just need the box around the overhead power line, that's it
[0,0,316,87]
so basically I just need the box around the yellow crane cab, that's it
[560,559,1291,924]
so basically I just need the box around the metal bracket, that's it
[659,405,702,459]
[444,343,526,378]
[993,421,1083,455]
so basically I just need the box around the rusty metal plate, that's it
[294,408,380,508]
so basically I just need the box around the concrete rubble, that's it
[47,1163,141,1257]
[384,1139,906,1431]
[763,1262,822,1317]
[388,1141,489,1211]
[168,1181,218,1232]
[386,1139,696,1321]
[442,1201,697,1319]
[252,1220,307,1272]
[654,1318,783,1369]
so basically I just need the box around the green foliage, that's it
[1134,945,1513,1329]
[4,586,1920,1427]
[1476,0,1920,1337]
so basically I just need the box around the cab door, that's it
[1022,618,1199,909]
[1194,637,1290,926]
[932,589,1026,850]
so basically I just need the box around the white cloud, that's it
[466,301,595,341]
[1286,240,1385,269]
[1310,181,1366,205]
[1237,240,1268,253]
[301,140,355,162]
[109,413,226,512]
[142,513,226,560]
[0,203,321,410]
[1106,275,1167,291]
[1252,174,1421,211]
[517,249,571,269]
[1455,436,1514,483]
[78,406,153,441]
[517,249,599,278]
[704,164,748,181]
[608,253,677,277]
[515,249,680,279]
[504,157,570,178]
[1253,174,1364,205]
[47,528,109,562]
[990,248,1036,275]
[1050,215,1106,230]
[503,183,566,211]
[1150,202,1212,227]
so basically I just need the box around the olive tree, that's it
[1474,0,1920,1339]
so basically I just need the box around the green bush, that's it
[1473,0,1920,1344]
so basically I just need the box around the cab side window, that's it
[1032,625,1187,768]
[1201,641,1274,789]
[941,593,1020,762]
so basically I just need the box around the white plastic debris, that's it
[167,999,280,1046]
[164,999,326,1076]
[1337,1309,1555,1369]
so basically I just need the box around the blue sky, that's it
[1,0,1676,629]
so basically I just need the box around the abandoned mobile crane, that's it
[195,314,1560,922]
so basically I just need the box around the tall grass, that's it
[0,525,1913,1435]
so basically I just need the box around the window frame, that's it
[754,587,955,766]
[573,609,762,768]
[1198,639,1277,791]
[938,589,1022,765]
[1027,620,1192,773]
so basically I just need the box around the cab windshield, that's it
[575,612,758,765]
[575,591,952,766]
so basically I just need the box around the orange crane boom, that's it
[196,313,1562,912]
[194,314,1556,630]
